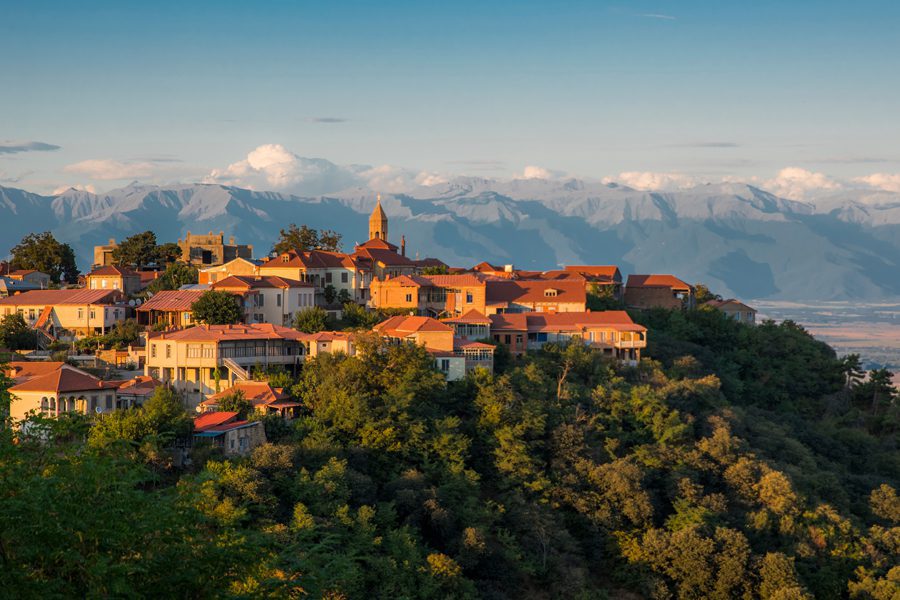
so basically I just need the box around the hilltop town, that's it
[0,197,759,445]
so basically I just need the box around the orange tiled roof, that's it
[151,323,307,342]
[88,265,139,277]
[627,274,692,290]
[489,311,645,333]
[137,290,205,312]
[0,289,124,306]
[203,381,290,407]
[9,365,109,393]
[356,238,399,252]
[374,315,453,336]
[565,265,620,280]
[485,280,586,304]
[353,247,415,267]
[705,299,756,312]
[6,361,66,383]
[211,275,311,290]
[453,338,495,350]
[260,249,358,270]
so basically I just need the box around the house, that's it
[193,411,266,456]
[136,289,205,329]
[210,275,315,326]
[441,309,492,340]
[625,274,695,310]
[8,270,51,288]
[199,380,301,419]
[369,273,489,316]
[177,231,253,267]
[86,265,142,296]
[489,310,647,364]
[0,276,41,297]
[7,363,120,422]
[107,375,163,408]
[704,299,757,325]
[144,323,308,408]
[352,238,418,284]
[198,257,261,284]
[258,249,366,305]
[305,331,357,358]
[92,238,119,268]
[0,289,127,338]
[532,265,624,300]
[373,315,494,380]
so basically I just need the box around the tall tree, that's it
[145,262,199,294]
[0,313,36,351]
[9,231,79,283]
[111,231,158,269]
[273,224,343,254]
[293,306,328,333]
[191,291,243,325]
[155,242,183,265]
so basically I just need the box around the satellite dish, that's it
[128,299,136,307]
[95,406,103,414]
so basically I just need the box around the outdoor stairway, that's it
[221,357,251,381]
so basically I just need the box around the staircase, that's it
[222,357,250,381]
[33,306,56,350]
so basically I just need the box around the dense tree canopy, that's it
[0,313,36,351]
[273,224,343,254]
[111,231,184,269]
[144,261,198,295]
[191,291,243,325]
[1,307,898,598]
[9,231,79,283]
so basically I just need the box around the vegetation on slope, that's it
[1,310,898,598]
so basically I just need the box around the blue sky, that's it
[2,0,900,195]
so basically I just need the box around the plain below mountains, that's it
[3,179,900,302]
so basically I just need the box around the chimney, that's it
[400,235,406,257]
[108,238,115,245]
[504,264,514,273]
[229,236,235,245]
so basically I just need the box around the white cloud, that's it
[205,144,451,195]
[854,173,900,193]
[63,159,158,180]
[518,165,568,180]
[763,167,841,200]
[52,183,97,195]
[602,171,699,191]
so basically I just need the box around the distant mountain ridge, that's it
[2,179,900,302]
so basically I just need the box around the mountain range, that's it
[3,179,900,302]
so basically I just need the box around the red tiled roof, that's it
[356,238,399,252]
[441,309,491,324]
[194,411,239,431]
[211,275,311,290]
[151,323,307,342]
[0,289,124,306]
[486,280,586,305]
[307,331,354,342]
[203,420,256,433]
[137,290,205,312]
[112,376,162,397]
[6,361,65,383]
[489,311,645,333]
[203,381,290,407]
[453,338,495,350]
[88,265,139,277]
[565,265,620,280]
[423,274,488,287]
[374,315,453,336]
[260,249,358,270]
[627,274,692,290]
[9,365,108,393]
[353,247,415,267]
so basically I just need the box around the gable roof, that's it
[87,265,139,277]
[489,311,645,333]
[627,274,692,290]
[137,290,205,312]
[486,280,586,305]
[441,309,491,325]
[194,411,239,431]
[5,361,66,383]
[203,381,291,408]
[0,289,124,306]
[564,265,621,280]
[260,249,358,270]
[705,299,757,312]
[356,237,399,252]
[353,246,415,267]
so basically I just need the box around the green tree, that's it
[323,284,337,305]
[420,265,449,275]
[218,389,253,418]
[294,306,328,333]
[155,242,183,265]
[111,230,158,269]
[145,261,199,294]
[694,283,722,305]
[9,231,79,283]
[191,291,243,325]
[317,229,343,252]
[0,313,36,351]
[273,224,343,254]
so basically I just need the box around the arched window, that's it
[48,397,56,410]
[40,397,48,411]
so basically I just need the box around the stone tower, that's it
[369,193,388,241]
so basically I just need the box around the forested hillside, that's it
[1,311,898,598]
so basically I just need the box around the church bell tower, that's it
[369,193,388,241]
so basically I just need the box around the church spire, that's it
[369,193,388,241]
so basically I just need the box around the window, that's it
[439,359,450,372]
[150,344,157,358]
[89,309,96,320]
[77,308,84,319]
[101,279,107,288]
[544,288,558,297]
[341,272,348,283]
[325,272,333,283]
[276,294,281,307]
[281,254,289,262]
[504,335,511,344]
[405,293,413,302]
[466,292,473,303]
[105,395,113,410]
[165,344,171,358]
[28,309,35,320]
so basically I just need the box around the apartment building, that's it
[86,265,142,296]
[210,275,314,326]
[198,257,261,284]
[258,249,367,305]
[625,275,695,310]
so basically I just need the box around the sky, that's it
[2,0,900,197]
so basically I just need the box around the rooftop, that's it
[149,323,308,342]
[0,288,125,306]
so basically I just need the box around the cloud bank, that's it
[0,141,61,155]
